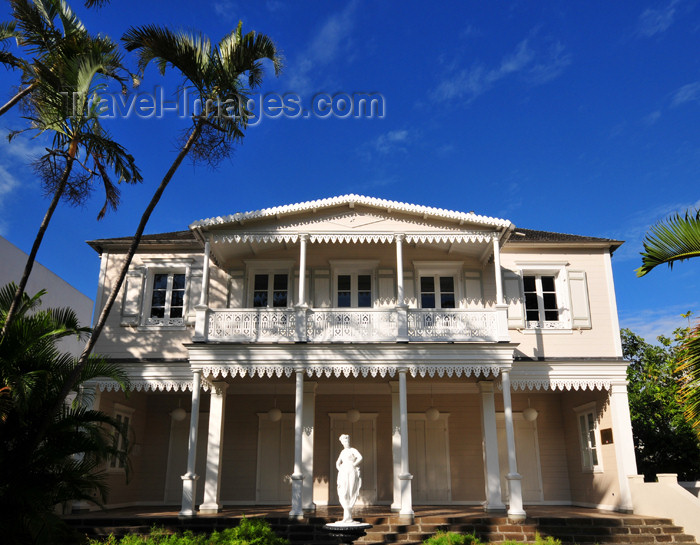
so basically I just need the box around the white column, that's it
[302,381,317,512]
[501,369,525,520]
[390,381,401,511]
[289,369,305,519]
[493,236,504,306]
[297,234,308,307]
[200,381,228,514]
[479,381,505,511]
[180,370,202,517]
[398,369,413,519]
[610,382,638,512]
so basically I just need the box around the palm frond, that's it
[636,209,700,277]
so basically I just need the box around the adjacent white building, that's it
[0,236,93,355]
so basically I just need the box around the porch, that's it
[64,505,697,544]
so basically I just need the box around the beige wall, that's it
[560,389,620,508]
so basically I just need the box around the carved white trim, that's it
[209,231,498,246]
[200,363,501,380]
[509,378,611,391]
[507,360,628,392]
[191,194,511,229]
[93,379,194,392]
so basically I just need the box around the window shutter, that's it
[378,268,395,307]
[503,270,525,328]
[403,271,416,307]
[228,270,244,308]
[187,269,203,323]
[568,270,592,329]
[313,269,331,308]
[463,270,483,306]
[120,268,145,326]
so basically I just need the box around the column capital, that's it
[478,381,495,393]
[395,233,405,242]
[210,381,229,396]
[299,233,309,242]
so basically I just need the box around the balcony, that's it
[194,306,509,343]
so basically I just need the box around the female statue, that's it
[335,434,362,523]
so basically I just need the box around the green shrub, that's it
[422,531,481,545]
[89,519,289,545]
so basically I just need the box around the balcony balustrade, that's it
[195,306,509,343]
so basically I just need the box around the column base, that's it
[483,504,507,513]
[179,473,199,517]
[199,503,222,515]
[507,509,527,522]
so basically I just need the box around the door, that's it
[164,412,209,504]
[330,414,377,505]
[408,414,451,503]
[496,414,544,503]
[256,413,294,503]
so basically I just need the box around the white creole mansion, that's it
[86,195,637,520]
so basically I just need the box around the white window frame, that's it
[574,402,603,473]
[109,403,134,473]
[413,262,463,309]
[245,260,295,309]
[329,260,379,308]
[516,262,571,330]
[141,258,193,328]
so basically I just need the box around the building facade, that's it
[86,195,637,519]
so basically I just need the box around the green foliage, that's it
[636,209,700,277]
[89,519,289,545]
[0,283,130,544]
[422,531,481,545]
[501,534,560,545]
[622,327,700,480]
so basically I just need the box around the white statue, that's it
[335,434,362,523]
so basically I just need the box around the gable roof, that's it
[507,228,623,252]
[189,194,512,230]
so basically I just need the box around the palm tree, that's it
[636,208,700,439]
[0,283,129,543]
[0,0,142,338]
[1,0,124,117]
[46,22,281,419]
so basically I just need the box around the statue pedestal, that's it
[322,522,372,544]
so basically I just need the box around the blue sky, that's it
[1,0,699,341]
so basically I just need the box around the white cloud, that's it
[619,304,698,341]
[371,129,410,155]
[431,37,571,103]
[643,110,662,125]
[607,198,700,262]
[212,1,237,22]
[286,2,358,94]
[637,0,681,37]
[0,129,45,207]
[672,81,700,106]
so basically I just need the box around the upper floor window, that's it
[330,260,378,308]
[337,273,372,308]
[523,274,559,326]
[420,275,456,309]
[253,273,289,308]
[147,272,186,326]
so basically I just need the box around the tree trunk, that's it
[0,83,36,117]
[43,117,205,443]
[0,140,77,338]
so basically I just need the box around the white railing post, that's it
[180,370,202,517]
[295,234,309,342]
[493,235,511,342]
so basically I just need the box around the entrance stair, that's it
[64,510,698,545]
